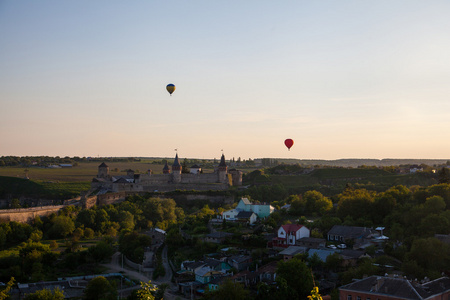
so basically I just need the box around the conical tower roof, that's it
[172,153,181,167]
[99,162,108,168]
[163,162,170,171]
[219,154,227,167]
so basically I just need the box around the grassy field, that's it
[0,161,169,182]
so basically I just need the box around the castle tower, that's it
[163,162,170,174]
[97,162,109,178]
[172,153,182,183]
[218,154,228,183]
[126,169,135,178]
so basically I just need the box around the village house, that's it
[221,198,274,223]
[327,225,379,249]
[231,261,278,288]
[297,237,326,248]
[339,275,450,300]
[203,231,233,244]
[235,198,274,218]
[278,246,308,261]
[271,224,310,248]
[227,255,252,272]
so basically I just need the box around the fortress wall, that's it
[139,174,171,185]
[180,173,218,184]
[141,182,229,192]
[97,191,128,206]
[0,205,65,223]
[83,195,98,209]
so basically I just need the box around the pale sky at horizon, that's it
[1,1,450,160]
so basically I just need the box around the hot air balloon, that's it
[166,83,175,96]
[284,139,294,151]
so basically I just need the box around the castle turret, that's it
[98,162,109,178]
[163,162,170,174]
[218,154,228,183]
[172,154,182,183]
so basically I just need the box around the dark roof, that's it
[339,249,367,259]
[236,211,255,219]
[113,177,131,183]
[328,225,374,239]
[340,276,450,299]
[219,154,227,167]
[183,261,206,270]
[191,164,201,168]
[257,261,278,273]
[99,162,108,168]
[92,178,107,183]
[205,231,233,239]
[163,162,170,170]
[204,258,222,268]
[298,237,326,243]
[173,153,181,167]
[228,255,251,264]
[421,277,450,297]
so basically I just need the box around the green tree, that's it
[423,195,446,214]
[276,257,314,299]
[0,277,15,300]
[83,276,117,300]
[205,278,250,300]
[437,167,450,184]
[88,240,114,262]
[288,195,306,215]
[304,191,332,215]
[84,228,95,239]
[134,281,157,300]
[337,188,375,220]
[405,237,450,277]
[23,288,64,300]
[48,215,75,238]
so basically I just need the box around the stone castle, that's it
[91,153,242,193]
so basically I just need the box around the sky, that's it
[1,1,450,160]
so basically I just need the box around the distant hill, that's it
[259,158,449,168]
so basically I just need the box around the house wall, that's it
[298,226,310,239]
[278,227,287,239]
[223,209,239,220]
[236,200,250,211]
[252,204,273,218]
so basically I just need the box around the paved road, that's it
[102,250,186,300]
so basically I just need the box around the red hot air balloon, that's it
[284,139,294,151]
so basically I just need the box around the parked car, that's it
[327,245,337,249]
[337,244,347,249]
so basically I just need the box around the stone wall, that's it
[0,205,65,223]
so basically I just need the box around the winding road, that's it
[102,246,185,300]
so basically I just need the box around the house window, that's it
[357,297,361,300]
[366,298,371,300]
[347,295,352,300]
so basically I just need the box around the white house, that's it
[272,224,310,248]
[222,209,240,221]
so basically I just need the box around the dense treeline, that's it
[0,196,183,282]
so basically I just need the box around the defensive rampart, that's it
[0,205,65,223]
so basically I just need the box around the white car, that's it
[337,244,347,249]
[327,245,337,249]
